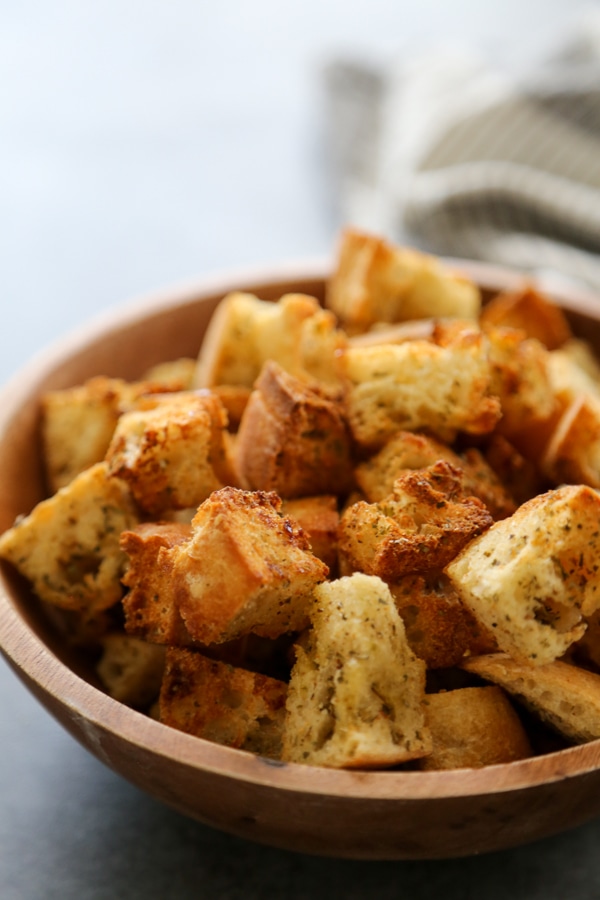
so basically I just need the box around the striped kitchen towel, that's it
[323,11,600,292]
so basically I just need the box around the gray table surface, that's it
[2,3,600,897]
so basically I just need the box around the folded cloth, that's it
[323,11,600,292]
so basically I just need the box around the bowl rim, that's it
[2,256,600,805]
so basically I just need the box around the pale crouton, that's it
[542,395,600,488]
[341,329,500,448]
[338,461,493,581]
[446,485,600,665]
[169,487,329,644]
[480,285,572,350]
[462,653,600,744]
[96,633,166,708]
[326,228,480,333]
[42,376,188,492]
[418,686,532,770]
[281,495,339,571]
[142,357,197,389]
[355,431,515,520]
[159,647,287,759]
[0,462,138,612]
[194,291,346,390]
[560,337,600,383]
[235,362,353,499]
[105,391,233,515]
[390,574,496,669]
[120,522,194,645]
[281,573,431,768]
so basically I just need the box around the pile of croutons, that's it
[4,227,600,771]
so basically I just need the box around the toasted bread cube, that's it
[142,357,196,389]
[169,487,329,644]
[210,384,251,430]
[159,648,287,758]
[542,395,600,488]
[560,337,600,383]
[42,376,189,492]
[0,462,138,612]
[341,330,500,448]
[281,495,339,570]
[480,285,572,350]
[462,653,600,744]
[282,573,431,768]
[418,686,532,770]
[235,362,353,499]
[339,461,493,581]
[390,574,496,669]
[484,435,548,507]
[485,327,556,439]
[446,485,600,665]
[194,291,346,390]
[356,431,515,520]
[105,391,233,515]
[96,633,166,708]
[120,522,193,645]
[326,228,480,333]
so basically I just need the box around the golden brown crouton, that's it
[341,329,500,448]
[462,653,600,744]
[480,285,572,350]
[194,291,346,390]
[484,326,556,439]
[446,485,600,665]
[339,461,493,581]
[96,633,166,708]
[235,362,353,499]
[390,574,497,669]
[0,462,138,612]
[281,495,339,571]
[105,391,233,515]
[42,376,189,492]
[355,431,516,520]
[326,228,480,333]
[281,573,431,768]
[120,522,193,645]
[159,647,287,759]
[418,685,532,770]
[169,487,329,644]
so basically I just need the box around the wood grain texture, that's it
[2,259,600,859]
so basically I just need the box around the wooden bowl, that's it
[2,259,600,861]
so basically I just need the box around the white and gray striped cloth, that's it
[323,11,600,293]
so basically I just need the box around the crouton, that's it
[462,653,600,744]
[326,228,480,333]
[281,495,339,571]
[194,291,346,390]
[105,391,233,515]
[42,376,189,492]
[281,573,431,768]
[235,362,353,499]
[480,285,572,350]
[142,357,197,389]
[339,461,493,581]
[355,430,515,519]
[417,686,532,770]
[120,522,193,645]
[483,435,548,506]
[159,647,287,759]
[446,485,600,665]
[542,394,600,488]
[96,633,166,708]
[169,487,329,644]
[390,574,496,669]
[341,329,500,448]
[0,462,138,612]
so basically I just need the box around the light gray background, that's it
[1,3,599,898]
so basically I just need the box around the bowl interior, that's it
[3,260,600,860]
